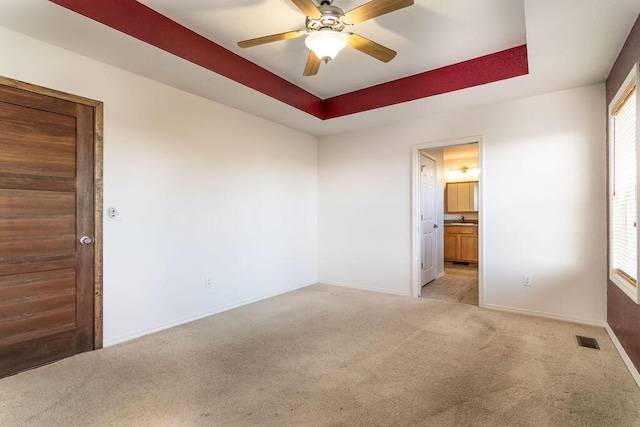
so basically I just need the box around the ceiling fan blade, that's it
[303,51,321,76]
[343,0,414,25]
[346,33,397,62]
[291,0,322,19]
[238,30,306,48]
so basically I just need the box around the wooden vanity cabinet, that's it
[444,233,458,260]
[460,234,478,262]
[444,225,478,263]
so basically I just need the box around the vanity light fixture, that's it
[447,166,478,174]
[446,166,479,181]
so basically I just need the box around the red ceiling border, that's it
[48,0,324,117]
[48,0,529,121]
[323,45,529,119]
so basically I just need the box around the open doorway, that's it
[412,137,482,307]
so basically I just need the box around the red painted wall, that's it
[606,15,640,372]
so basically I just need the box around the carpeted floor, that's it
[1,284,639,426]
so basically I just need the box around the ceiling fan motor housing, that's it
[306,4,346,32]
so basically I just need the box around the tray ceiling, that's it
[136,0,527,99]
[0,0,638,136]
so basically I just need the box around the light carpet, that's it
[1,284,639,426]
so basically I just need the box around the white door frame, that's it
[411,135,485,307]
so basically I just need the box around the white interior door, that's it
[420,155,437,288]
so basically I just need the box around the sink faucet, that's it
[460,216,465,223]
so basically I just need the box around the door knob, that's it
[433,224,439,229]
[80,236,93,245]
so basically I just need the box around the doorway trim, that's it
[0,76,104,349]
[411,135,484,306]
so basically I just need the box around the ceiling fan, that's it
[237,0,414,76]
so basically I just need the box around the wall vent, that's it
[576,335,599,350]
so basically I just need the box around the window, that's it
[609,63,639,303]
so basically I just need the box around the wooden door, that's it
[444,233,458,261]
[0,82,97,377]
[457,182,470,212]
[446,182,458,212]
[460,235,479,263]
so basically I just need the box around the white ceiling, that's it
[137,0,526,98]
[442,143,478,160]
[0,0,638,137]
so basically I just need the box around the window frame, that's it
[608,63,640,304]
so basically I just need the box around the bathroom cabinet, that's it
[444,225,478,263]
[446,181,478,213]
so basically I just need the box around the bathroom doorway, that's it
[411,137,482,307]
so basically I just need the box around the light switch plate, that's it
[107,206,122,221]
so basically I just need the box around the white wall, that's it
[319,84,607,323]
[0,28,318,345]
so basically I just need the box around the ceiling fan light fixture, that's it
[305,30,347,63]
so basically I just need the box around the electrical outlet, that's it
[205,277,212,288]
[523,275,532,287]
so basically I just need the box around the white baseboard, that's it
[103,281,316,347]
[482,303,608,327]
[319,280,412,297]
[605,324,640,389]
[436,271,445,280]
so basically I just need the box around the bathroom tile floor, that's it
[421,262,479,306]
